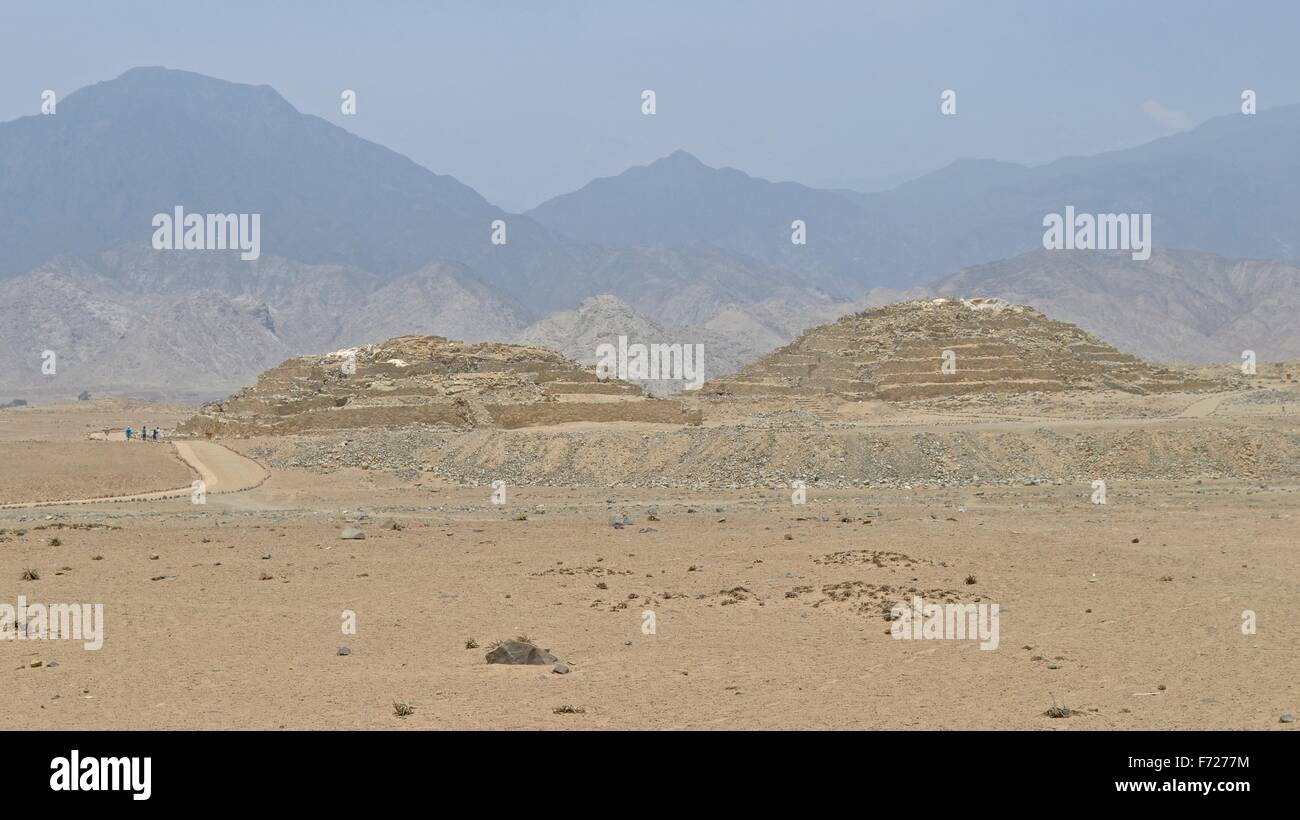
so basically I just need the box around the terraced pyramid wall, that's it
[702,298,1221,401]
[181,335,700,437]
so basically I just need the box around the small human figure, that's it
[125,426,133,441]
[153,427,160,441]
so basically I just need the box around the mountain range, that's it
[3,66,1300,400]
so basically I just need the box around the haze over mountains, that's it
[3,66,1300,400]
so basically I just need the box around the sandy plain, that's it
[0,397,1296,729]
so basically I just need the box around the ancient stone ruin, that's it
[701,298,1222,400]
[180,335,701,437]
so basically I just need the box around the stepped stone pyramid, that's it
[701,298,1221,400]
[181,335,700,437]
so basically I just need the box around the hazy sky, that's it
[3,1,1298,211]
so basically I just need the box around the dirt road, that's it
[0,440,266,508]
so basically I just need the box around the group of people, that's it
[125,424,161,442]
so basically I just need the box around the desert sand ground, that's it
[1,399,1296,729]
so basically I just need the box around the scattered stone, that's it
[485,640,557,665]
[1281,714,1296,723]
[340,527,365,540]
[552,662,570,674]
[337,646,351,656]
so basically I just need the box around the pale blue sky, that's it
[2,0,1297,210]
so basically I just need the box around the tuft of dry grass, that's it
[1042,693,1073,719]
[553,705,586,715]
[393,701,415,717]
[20,568,39,581]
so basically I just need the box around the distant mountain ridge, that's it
[0,67,556,280]
[530,107,1300,290]
[5,67,1300,400]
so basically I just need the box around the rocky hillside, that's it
[513,294,772,395]
[0,249,530,402]
[935,248,1300,364]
